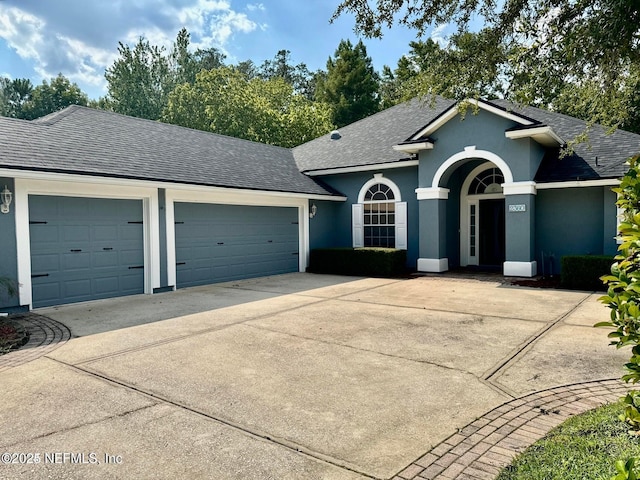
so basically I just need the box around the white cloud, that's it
[247,3,265,12]
[0,0,263,96]
[430,24,450,47]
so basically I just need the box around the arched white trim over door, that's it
[432,146,513,188]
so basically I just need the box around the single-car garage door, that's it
[29,195,145,308]
[174,203,299,288]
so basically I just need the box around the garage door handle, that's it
[176,262,186,266]
[103,247,113,251]
[128,221,143,224]
[29,221,48,225]
[128,265,144,270]
[267,240,273,243]
[70,249,82,252]
[217,242,224,245]
[32,273,49,278]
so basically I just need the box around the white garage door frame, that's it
[14,176,160,308]
[165,188,310,289]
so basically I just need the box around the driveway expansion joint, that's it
[482,294,592,383]
[52,357,380,480]
[391,378,631,480]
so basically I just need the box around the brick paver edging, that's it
[393,379,632,480]
[0,313,71,372]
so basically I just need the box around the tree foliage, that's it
[381,32,506,106]
[334,0,640,132]
[21,74,88,120]
[1,74,87,120]
[0,77,33,118]
[598,155,640,427]
[315,39,380,128]
[258,49,315,99]
[163,67,334,148]
[104,28,226,120]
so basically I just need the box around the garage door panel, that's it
[29,196,145,307]
[175,203,299,288]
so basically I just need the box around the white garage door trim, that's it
[14,178,160,308]
[165,188,310,289]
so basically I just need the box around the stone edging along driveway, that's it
[392,378,630,480]
[0,313,70,373]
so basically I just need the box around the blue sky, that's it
[0,0,452,99]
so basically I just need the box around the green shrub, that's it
[308,247,407,277]
[560,255,614,291]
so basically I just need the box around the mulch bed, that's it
[0,316,30,355]
[510,276,562,289]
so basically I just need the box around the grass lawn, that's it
[497,401,640,480]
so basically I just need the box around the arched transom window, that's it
[469,168,504,195]
[363,184,396,247]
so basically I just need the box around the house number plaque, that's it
[509,204,526,212]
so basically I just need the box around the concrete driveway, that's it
[0,273,628,479]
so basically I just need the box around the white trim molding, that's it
[505,125,564,147]
[304,160,419,177]
[411,99,535,140]
[502,181,537,196]
[14,178,161,308]
[416,187,450,200]
[165,187,310,288]
[0,168,346,202]
[417,258,449,272]
[392,141,434,154]
[536,179,620,189]
[432,149,514,188]
[357,173,402,203]
[504,261,537,277]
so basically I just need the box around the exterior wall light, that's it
[0,185,12,214]
[309,203,317,219]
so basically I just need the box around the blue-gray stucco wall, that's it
[419,110,546,187]
[0,177,19,310]
[536,186,617,274]
[310,167,420,268]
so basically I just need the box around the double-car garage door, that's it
[174,202,299,288]
[28,196,300,307]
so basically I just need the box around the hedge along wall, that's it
[308,248,407,277]
[560,255,615,291]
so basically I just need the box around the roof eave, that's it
[505,126,565,148]
[392,141,434,154]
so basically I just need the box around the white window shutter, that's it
[395,201,407,250]
[352,203,364,247]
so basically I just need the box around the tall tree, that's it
[105,36,172,120]
[1,75,87,120]
[0,78,33,118]
[333,0,640,130]
[163,67,334,148]
[315,39,380,127]
[20,74,88,120]
[258,50,314,98]
[104,28,226,120]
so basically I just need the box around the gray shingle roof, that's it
[0,106,337,197]
[292,97,456,173]
[489,99,640,181]
[294,96,640,182]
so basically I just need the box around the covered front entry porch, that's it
[415,148,538,277]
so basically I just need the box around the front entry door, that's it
[479,199,505,266]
